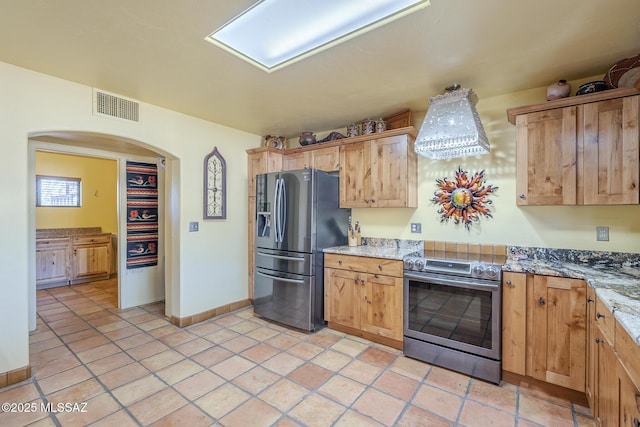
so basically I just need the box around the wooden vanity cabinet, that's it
[501,272,587,399]
[508,88,640,206]
[36,237,70,286]
[324,253,403,349]
[70,234,111,283]
[339,133,417,208]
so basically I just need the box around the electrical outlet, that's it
[596,226,609,241]
[189,221,199,232]
[410,223,422,233]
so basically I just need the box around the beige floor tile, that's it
[213,314,245,328]
[202,328,240,344]
[307,331,341,347]
[287,342,325,360]
[86,351,134,376]
[159,330,197,347]
[125,312,160,325]
[98,362,150,390]
[389,356,431,381]
[59,329,101,345]
[318,375,366,406]
[262,353,305,376]
[115,332,155,350]
[137,317,170,331]
[173,337,213,357]
[220,398,282,427]
[241,342,280,363]
[220,335,259,353]
[186,321,223,337]
[288,363,333,390]
[29,336,64,354]
[467,378,517,415]
[246,326,280,342]
[30,345,75,367]
[111,374,166,406]
[312,349,352,372]
[210,355,256,380]
[330,338,368,357]
[458,400,516,427]
[265,333,299,350]
[174,370,226,401]
[0,401,49,426]
[127,340,170,360]
[352,388,406,426]
[140,349,185,371]
[272,416,300,427]
[518,394,575,427]
[373,370,420,400]
[76,342,121,364]
[258,379,309,412]
[155,359,203,385]
[356,347,397,368]
[190,346,234,367]
[0,381,42,403]
[520,385,574,408]
[29,330,57,344]
[89,409,140,427]
[289,394,346,427]
[339,359,383,385]
[195,383,250,419]
[127,387,188,425]
[233,366,281,394]
[425,365,471,396]
[38,365,93,395]
[334,409,385,427]
[51,320,91,337]
[96,319,131,334]
[103,325,141,341]
[412,383,464,421]
[47,378,105,405]
[228,320,261,334]
[55,392,122,426]
[148,324,180,339]
[25,416,58,427]
[150,403,213,427]
[396,405,454,427]
[67,335,110,353]
[32,355,82,380]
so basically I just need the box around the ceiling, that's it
[1,0,639,139]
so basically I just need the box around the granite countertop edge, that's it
[323,245,420,261]
[504,259,640,345]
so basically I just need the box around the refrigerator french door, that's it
[254,169,349,331]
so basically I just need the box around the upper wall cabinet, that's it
[507,88,640,206]
[339,132,417,208]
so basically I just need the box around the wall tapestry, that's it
[126,161,158,269]
[432,167,498,230]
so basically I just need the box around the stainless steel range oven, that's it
[403,256,502,384]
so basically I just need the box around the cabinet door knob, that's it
[587,297,594,303]
[634,417,639,427]
[519,194,526,199]
[505,280,512,286]
[596,312,605,319]
[539,297,545,306]
[360,279,365,284]
[370,198,375,203]
[338,260,342,265]
[354,277,358,283]
[378,264,382,270]
[364,199,369,203]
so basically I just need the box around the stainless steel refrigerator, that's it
[254,168,350,331]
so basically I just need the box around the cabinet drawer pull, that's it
[587,297,594,303]
[377,264,382,270]
[370,198,375,203]
[364,198,369,203]
[505,280,512,286]
[354,278,358,283]
[539,297,545,306]
[634,417,639,427]
[519,194,526,199]
[360,279,365,284]
[596,312,605,319]
[595,337,605,344]
[338,260,342,265]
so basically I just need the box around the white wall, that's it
[0,61,260,374]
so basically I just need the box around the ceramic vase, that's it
[299,132,316,146]
[546,80,571,101]
[361,119,375,135]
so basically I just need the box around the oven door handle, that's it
[404,272,500,292]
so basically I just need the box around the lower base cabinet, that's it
[324,253,403,349]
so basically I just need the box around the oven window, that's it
[407,280,493,349]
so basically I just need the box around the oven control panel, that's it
[403,257,502,281]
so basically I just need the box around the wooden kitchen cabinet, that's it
[501,272,587,400]
[246,147,283,301]
[36,237,70,286]
[324,253,403,349]
[283,145,340,172]
[70,234,111,283]
[507,88,640,206]
[339,133,417,208]
[619,364,640,427]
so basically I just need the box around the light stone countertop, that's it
[504,258,640,345]
[323,245,421,260]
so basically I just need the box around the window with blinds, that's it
[36,175,81,207]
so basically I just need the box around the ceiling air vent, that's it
[93,89,140,123]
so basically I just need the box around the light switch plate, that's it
[596,226,609,241]
[410,223,422,233]
[189,221,199,232]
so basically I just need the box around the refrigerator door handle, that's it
[256,270,305,284]
[279,178,287,243]
[273,178,281,242]
[256,252,305,262]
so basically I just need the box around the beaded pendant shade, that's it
[415,85,489,160]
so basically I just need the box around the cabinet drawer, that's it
[36,237,69,249]
[595,297,615,345]
[72,234,111,246]
[324,253,403,277]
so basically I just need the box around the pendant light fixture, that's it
[414,83,489,159]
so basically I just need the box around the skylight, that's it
[205,0,430,73]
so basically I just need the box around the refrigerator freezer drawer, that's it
[254,267,315,331]
[255,248,314,276]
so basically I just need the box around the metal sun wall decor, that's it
[431,167,498,230]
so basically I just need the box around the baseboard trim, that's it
[502,371,589,407]
[0,365,32,389]
[169,299,252,327]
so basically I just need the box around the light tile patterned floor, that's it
[0,279,596,426]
